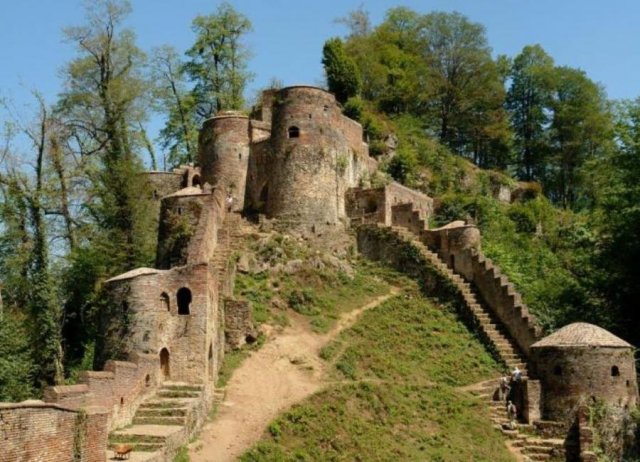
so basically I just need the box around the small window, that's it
[145,374,150,387]
[176,207,183,216]
[177,287,192,315]
[122,301,129,313]
[238,153,242,160]
[288,126,300,138]
[160,292,170,311]
[152,190,158,200]
[612,366,620,377]
[553,365,563,376]
[120,397,124,405]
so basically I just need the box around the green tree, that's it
[322,38,361,104]
[507,45,555,181]
[548,67,612,208]
[151,46,199,166]
[591,98,640,344]
[56,0,155,368]
[184,2,253,119]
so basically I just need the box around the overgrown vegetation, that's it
[242,280,512,461]
[234,232,391,333]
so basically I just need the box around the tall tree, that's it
[151,46,199,166]
[57,0,154,268]
[548,67,611,208]
[184,2,253,120]
[0,95,64,386]
[56,0,155,367]
[322,38,361,104]
[507,45,555,181]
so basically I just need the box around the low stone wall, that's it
[0,402,108,462]
[44,353,159,430]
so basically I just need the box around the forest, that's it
[0,1,638,403]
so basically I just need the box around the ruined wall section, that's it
[199,113,250,211]
[266,86,370,226]
[103,263,220,385]
[156,189,219,269]
[0,403,108,462]
[346,182,433,227]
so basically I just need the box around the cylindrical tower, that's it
[531,322,638,424]
[267,86,353,226]
[198,111,250,210]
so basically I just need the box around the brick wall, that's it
[0,403,108,462]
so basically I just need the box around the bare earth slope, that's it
[188,289,399,462]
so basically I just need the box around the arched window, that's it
[177,287,192,315]
[611,366,620,377]
[192,175,201,187]
[122,301,129,313]
[145,374,151,387]
[553,365,563,376]
[160,292,170,312]
[288,126,300,138]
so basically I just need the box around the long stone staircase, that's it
[384,224,529,374]
[359,206,573,460]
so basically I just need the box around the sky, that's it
[1,0,639,160]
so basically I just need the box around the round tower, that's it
[531,322,638,423]
[198,111,250,210]
[267,86,357,226]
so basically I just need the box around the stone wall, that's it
[0,403,108,462]
[346,182,433,227]
[224,298,256,351]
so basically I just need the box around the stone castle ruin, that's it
[1,86,637,462]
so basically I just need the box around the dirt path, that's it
[188,288,400,462]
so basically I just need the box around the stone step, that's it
[108,441,164,452]
[139,400,187,409]
[133,416,186,426]
[157,389,201,398]
[136,407,189,417]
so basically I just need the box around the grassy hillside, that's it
[240,278,514,462]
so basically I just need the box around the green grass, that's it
[173,446,190,462]
[241,279,513,461]
[235,254,393,334]
[217,334,266,388]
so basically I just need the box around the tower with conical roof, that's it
[530,322,638,423]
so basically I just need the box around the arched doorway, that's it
[160,348,170,380]
[192,174,201,187]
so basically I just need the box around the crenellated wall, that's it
[423,223,541,357]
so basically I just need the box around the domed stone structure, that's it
[531,322,638,423]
